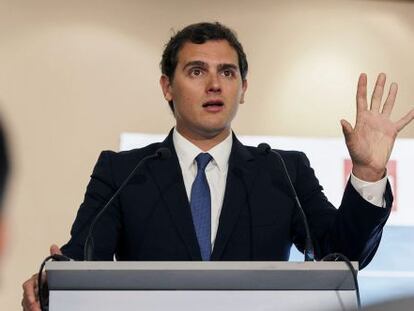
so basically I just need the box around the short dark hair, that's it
[160,22,248,112]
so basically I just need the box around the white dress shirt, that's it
[349,172,387,207]
[172,128,388,247]
[173,128,232,246]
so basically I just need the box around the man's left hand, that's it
[341,73,414,181]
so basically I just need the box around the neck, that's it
[175,127,230,151]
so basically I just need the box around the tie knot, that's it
[195,153,212,171]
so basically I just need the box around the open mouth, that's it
[202,100,224,108]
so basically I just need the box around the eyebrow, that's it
[217,63,238,71]
[182,61,239,71]
[182,61,208,71]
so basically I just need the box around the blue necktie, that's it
[190,153,212,261]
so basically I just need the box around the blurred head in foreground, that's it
[0,119,10,258]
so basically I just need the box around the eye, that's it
[190,68,203,77]
[222,69,235,78]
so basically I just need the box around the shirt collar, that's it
[173,128,232,172]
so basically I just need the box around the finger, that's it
[34,279,39,300]
[22,299,33,311]
[382,82,398,116]
[22,276,39,308]
[50,244,62,255]
[24,301,41,311]
[340,119,354,142]
[370,73,386,112]
[28,273,44,301]
[21,298,27,310]
[396,108,414,132]
[356,73,368,115]
[22,299,41,311]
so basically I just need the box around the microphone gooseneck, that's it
[258,143,315,261]
[83,147,171,261]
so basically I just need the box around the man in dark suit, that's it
[59,130,392,266]
[22,22,414,311]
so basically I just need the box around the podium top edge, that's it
[46,261,359,271]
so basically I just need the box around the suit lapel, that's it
[211,134,258,260]
[147,131,201,260]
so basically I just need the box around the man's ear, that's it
[240,79,248,104]
[160,75,173,102]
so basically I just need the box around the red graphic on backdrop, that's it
[343,159,397,211]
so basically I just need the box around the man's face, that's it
[160,40,247,141]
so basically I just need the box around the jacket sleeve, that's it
[61,151,122,260]
[291,152,392,269]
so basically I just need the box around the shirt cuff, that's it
[350,172,388,208]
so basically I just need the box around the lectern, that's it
[46,261,358,311]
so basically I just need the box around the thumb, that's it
[50,244,62,256]
[340,119,353,142]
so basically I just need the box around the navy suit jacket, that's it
[61,131,392,268]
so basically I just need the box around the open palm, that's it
[341,73,414,181]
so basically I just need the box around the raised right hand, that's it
[21,244,62,311]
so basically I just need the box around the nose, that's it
[206,73,221,94]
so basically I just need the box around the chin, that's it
[200,125,230,137]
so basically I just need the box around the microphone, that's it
[83,147,171,261]
[258,143,315,261]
